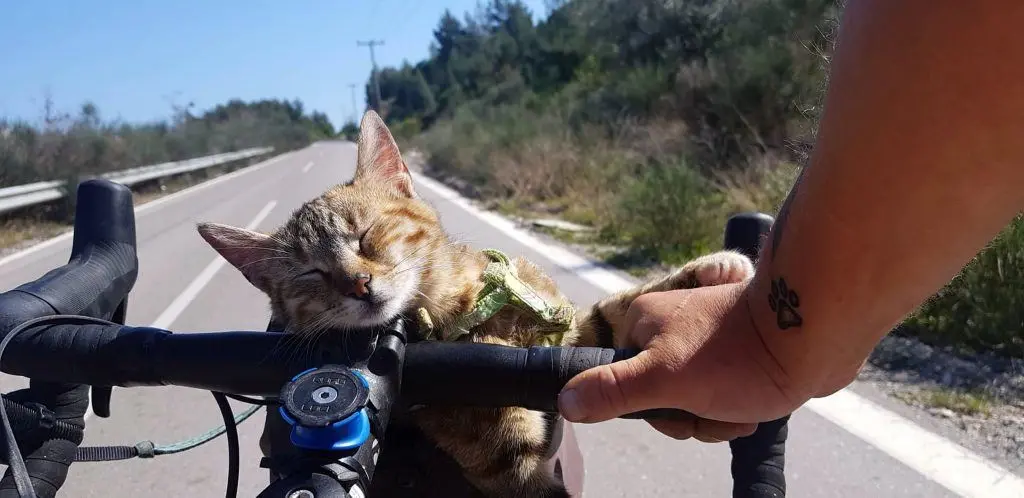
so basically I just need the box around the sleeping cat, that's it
[197,110,754,498]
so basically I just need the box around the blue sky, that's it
[0,0,551,129]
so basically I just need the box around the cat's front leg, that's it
[412,406,569,498]
[575,250,754,348]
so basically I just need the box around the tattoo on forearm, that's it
[768,277,803,329]
[769,166,807,262]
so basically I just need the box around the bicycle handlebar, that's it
[0,321,646,412]
[0,179,788,498]
[0,180,138,498]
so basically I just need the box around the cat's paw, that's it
[687,251,754,287]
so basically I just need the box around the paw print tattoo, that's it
[768,277,803,329]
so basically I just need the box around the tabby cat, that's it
[197,111,754,498]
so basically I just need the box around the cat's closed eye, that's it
[297,268,329,281]
[358,227,379,258]
[358,230,369,253]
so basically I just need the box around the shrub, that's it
[904,215,1024,357]
[610,157,723,264]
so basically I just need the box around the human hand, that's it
[557,282,808,442]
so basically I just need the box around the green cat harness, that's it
[416,249,574,346]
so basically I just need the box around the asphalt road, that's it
[0,142,996,497]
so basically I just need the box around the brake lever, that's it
[89,299,127,418]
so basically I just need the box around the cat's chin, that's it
[333,298,406,329]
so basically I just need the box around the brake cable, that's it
[74,399,264,461]
[0,315,276,498]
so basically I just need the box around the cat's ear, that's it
[197,222,284,287]
[354,110,417,198]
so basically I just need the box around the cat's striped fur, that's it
[197,111,754,498]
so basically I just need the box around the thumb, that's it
[557,350,669,423]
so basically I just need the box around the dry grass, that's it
[0,218,70,252]
[711,155,801,215]
[421,113,804,273]
[895,387,995,417]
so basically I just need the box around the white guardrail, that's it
[0,147,274,215]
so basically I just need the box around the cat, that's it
[196,110,754,498]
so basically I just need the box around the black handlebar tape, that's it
[724,213,774,261]
[0,326,318,396]
[1,180,138,324]
[400,343,694,419]
[148,330,323,394]
[730,415,788,498]
[401,342,601,410]
[0,180,138,498]
[0,383,89,498]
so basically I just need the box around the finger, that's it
[693,434,724,443]
[557,349,667,423]
[646,416,697,440]
[693,419,759,442]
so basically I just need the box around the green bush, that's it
[904,215,1024,357]
[610,158,722,264]
[388,117,423,143]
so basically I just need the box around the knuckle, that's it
[627,293,656,319]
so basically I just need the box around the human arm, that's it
[557,0,1024,434]
[747,0,1024,399]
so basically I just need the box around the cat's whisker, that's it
[236,256,292,269]
[387,238,466,272]
[386,240,454,274]
[268,330,313,366]
[231,245,290,254]
[388,251,428,276]
[287,315,334,364]
[300,311,337,339]
[389,251,462,277]
[413,289,441,306]
[392,259,458,278]
[275,306,347,363]
[388,259,427,277]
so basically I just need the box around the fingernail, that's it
[558,389,586,421]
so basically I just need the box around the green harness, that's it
[416,249,574,346]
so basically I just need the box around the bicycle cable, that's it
[0,315,270,498]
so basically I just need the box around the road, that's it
[0,142,1014,497]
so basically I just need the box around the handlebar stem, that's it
[257,321,409,498]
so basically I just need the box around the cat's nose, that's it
[348,272,372,299]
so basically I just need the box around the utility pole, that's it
[347,83,359,123]
[356,39,385,113]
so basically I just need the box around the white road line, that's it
[150,200,277,330]
[410,170,1024,498]
[807,390,1024,498]
[302,161,314,174]
[0,150,298,269]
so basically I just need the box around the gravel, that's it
[862,333,1024,468]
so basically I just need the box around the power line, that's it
[354,39,382,112]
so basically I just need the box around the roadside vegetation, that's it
[1,97,334,189]
[360,0,1024,359]
[0,97,335,249]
